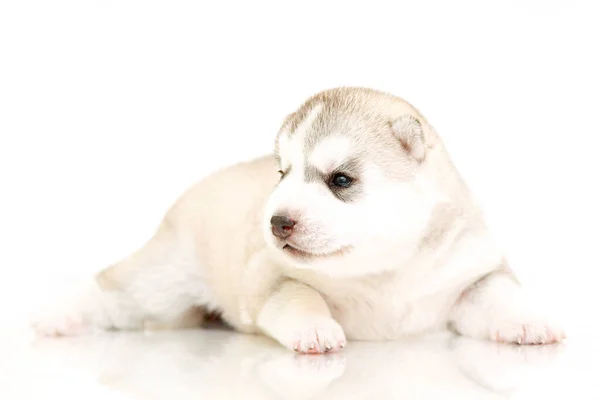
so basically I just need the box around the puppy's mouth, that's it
[281,243,350,261]
[282,244,312,259]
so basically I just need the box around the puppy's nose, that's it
[270,215,296,239]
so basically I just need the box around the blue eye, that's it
[331,173,353,188]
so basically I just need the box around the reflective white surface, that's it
[6,325,598,400]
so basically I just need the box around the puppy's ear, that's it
[390,115,426,162]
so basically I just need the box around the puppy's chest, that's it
[311,277,450,340]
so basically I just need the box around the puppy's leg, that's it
[31,220,208,336]
[256,280,346,354]
[448,265,565,345]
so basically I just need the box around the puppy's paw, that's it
[30,308,89,337]
[29,286,97,337]
[492,318,566,345]
[285,316,347,354]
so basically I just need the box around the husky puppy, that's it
[32,87,565,353]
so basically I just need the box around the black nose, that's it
[270,215,296,239]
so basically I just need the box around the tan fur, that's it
[419,202,464,250]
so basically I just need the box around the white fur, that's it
[278,103,323,173]
[308,135,354,172]
[31,87,565,353]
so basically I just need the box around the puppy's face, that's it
[263,91,440,277]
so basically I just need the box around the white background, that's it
[1,1,599,398]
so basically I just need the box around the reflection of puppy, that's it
[31,332,564,400]
[449,336,565,397]
[31,87,565,353]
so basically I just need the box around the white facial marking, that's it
[278,103,323,174]
[308,135,353,173]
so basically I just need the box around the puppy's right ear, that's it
[390,115,426,162]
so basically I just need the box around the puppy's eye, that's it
[331,173,353,188]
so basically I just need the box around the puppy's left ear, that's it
[390,115,426,162]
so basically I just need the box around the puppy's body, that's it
[33,88,564,352]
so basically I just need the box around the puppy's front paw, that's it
[286,316,347,354]
[492,318,565,345]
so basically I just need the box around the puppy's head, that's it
[263,88,442,277]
